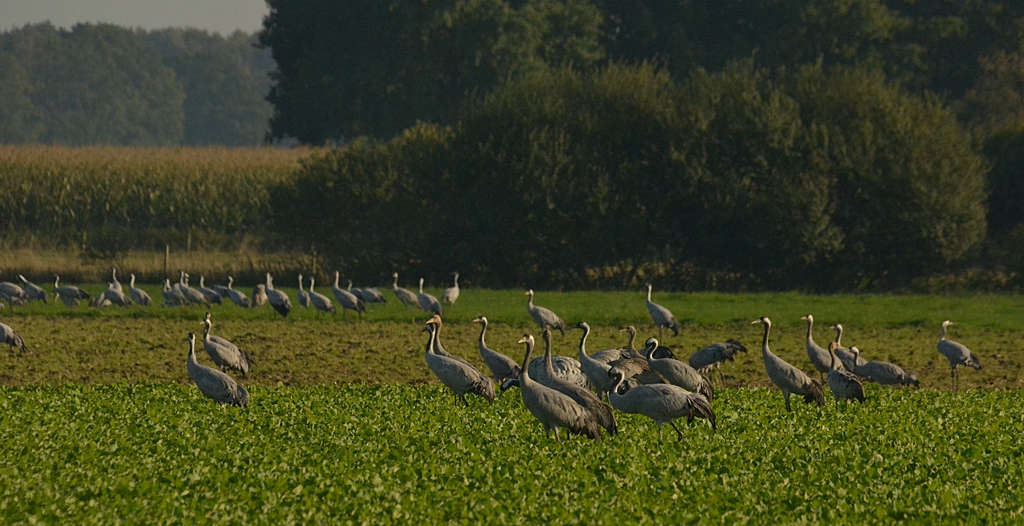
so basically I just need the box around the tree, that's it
[0,53,42,143]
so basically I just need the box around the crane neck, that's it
[543,332,555,376]
[227,276,234,289]
[805,318,813,340]
[833,326,842,346]
[392,275,399,289]
[334,271,340,289]
[203,320,211,340]
[419,279,424,294]
[477,320,488,348]
[309,278,316,292]
[453,274,459,286]
[298,276,304,292]
[577,324,591,359]
[425,326,436,356]
[646,285,653,302]
[760,322,772,357]
[829,345,837,371]
[626,328,637,353]
[130,274,136,288]
[519,338,535,384]
[940,324,948,341]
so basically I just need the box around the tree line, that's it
[262,0,1024,290]
[0,23,273,147]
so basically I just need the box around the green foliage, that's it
[1,384,1023,522]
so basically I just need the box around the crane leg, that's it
[784,391,792,412]
[670,421,685,442]
[554,428,562,444]
[718,364,726,388]
[658,326,664,342]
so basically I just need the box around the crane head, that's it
[517,334,534,345]
[751,316,770,326]
[471,316,487,324]
[800,314,812,322]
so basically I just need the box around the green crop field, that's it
[2,289,1024,522]
[1,384,1022,523]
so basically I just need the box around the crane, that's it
[201,312,252,377]
[1,322,26,352]
[442,272,460,305]
[307,277,337,315]
[471,316,520,384]
[537,329,617,436]
[109,267,123,293]
[575,322,617,400]
[644,337,714,401]
[827,342,865,408]
[687,339,747,387]
[297,274,311,309]
[264,273,292,317]
[418,278,442,315]
[801,314,833,382]
[0,281,29,306]
[332,271,364,320]
[251,283,268,307]
[525,290,566,335]
[224,277,251,308]
[752,316,825,412]
[829,324,867,371]
[53,274,90,307]
[937,320,981,392]
[18,275,47,303]
[177,271,210,306]
[391,273,419,309]
[162,279,189,306]
[186,332,249,407]
[197,276,222,305]
[849,347,919,387]
[423,322,494,406]
[128,274,152,306]
[645,283,679,340]
[607,368,716,441]
[512,333,601,443]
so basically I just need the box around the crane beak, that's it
[750,320,760,324]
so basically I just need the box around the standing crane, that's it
[162,279,189,306]
[18,275,47,303]
[607,368,716,441]
[471,316,520,384]
[332,271,364,320]
[849,347,919,387]
[801,314,833,382]
[201,312,253,377]
[423,322,494,406]
[644,338,714,401]
[752,316,825,412]
[264,273,292,317]
[688,339,747,387]
[442,272,460,306]
[418,278,443,315]
[537,329,617,436]
[177,271,210,306]
[109,267,123,293]
[197,276,222,305]
[297,274,311,309]
[575,322,617,400]
[186,332,249,407]
[1,322,26,352]
[827,342,865,409]
[829,323,867,371]
[307,277,337,315]
[53,274,90,307]
[251,283,268,308]
[590,325,638,365]
[95,282,132,307]
[645,283,679,340]
[937,320,982,392]
[525,290,566,335]
[128,274,152,306]
[222,277,251,308]
[391,272,419,309]
[513,333,601,443]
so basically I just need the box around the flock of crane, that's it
[0,271,984,443]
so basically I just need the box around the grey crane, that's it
[829,324,867,371]
[391,272,419,309]
[687,339,747,386]
[223,277,251,308]
[201,312,252,376]
[128,274,152,306]
[211,282,231,298]
[197,276,222,305]
[96,282,132,307]
[264,273,292,317]
[418,278,443,315]
[332,271,364,320]
[251,283,268,308]
[753,316,825,412]
[423,322,494,406]
[521,354,591,393]
[645,283,679,340]
[827,342,865,409]
[644,338,714,401]
[109,267,123,293]
[177,271,210,306]
[186,332,249,407]
[849,347,919,387]
[162,279,189,306]
[0,281,29,306]
[357,285,387,307]
[53,274,90,307]
[575,322,618,400]
[801,314,834,382]
[604,326,666,386]
[1,322,26,352]
[937,320,981,392]
[18,275,47,303]
[345,279,366,304]
[513,333,601,443]
[307,277,337,315]
[442,272,460,306]
[297,274,311,309]
[471,316,520,384]
[525,289,566,335]
[426,314,473,366]
[607,368,716,441]
[538,329,617,436]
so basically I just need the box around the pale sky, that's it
[0,0,269,35]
